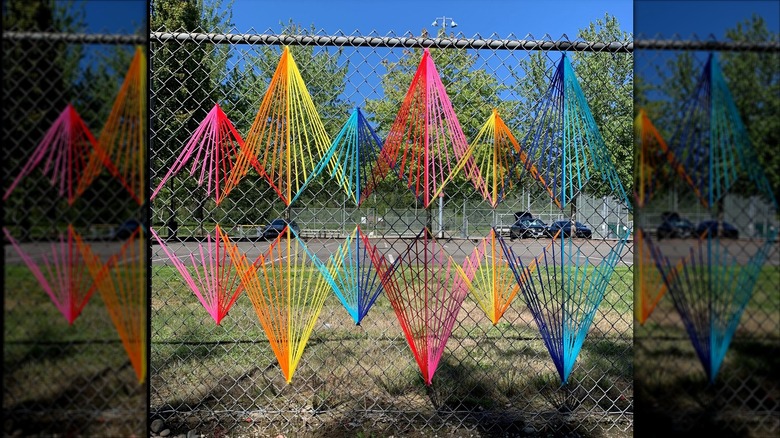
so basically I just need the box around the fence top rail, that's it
[2,31,145,45]
[634,38,780,52]
[5,31,777,52]
[150,31,634,52]
[149,32,780,53]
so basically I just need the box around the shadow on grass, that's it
[152,349,622,437]
[413,357,606,437]
[634,338,779,437]
[581,338,633,379]
[4,328,81,371]
[3,361,144,437]
[153,324,235,371]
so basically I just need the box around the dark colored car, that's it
[261,219,300,240]
[657,211,694,240]
[547,220,593,239]
[510,218,549,239]
[514,211,534,222]
[113,219,142,240]
[695,220,739,239]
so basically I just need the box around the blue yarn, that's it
[318,226,386,325]
[516,54,631,212]
[670,53,777,209]
[644,227,778,382]
[291,107,385,206]
[499,229,630,384]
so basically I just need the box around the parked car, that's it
[695,220,739,239]
[657,211,694,240]
[113,219,142,240]
[510,218,550,239]
[547,220,593,239]
[260,219,300,240]
[514,211,534,222]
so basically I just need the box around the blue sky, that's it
[79,0,634,38]
[77,1,779,112]
[633,1,779,100]
[635,0,779,39]
[79,0,780,41]
[82,0,145,34]
[192,0,634,107]
[222,0,633,38]
[79,0,780,39]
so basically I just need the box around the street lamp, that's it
[431,16,458,31]
[430,17,458,238]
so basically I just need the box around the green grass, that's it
[148,259,636,427]
[4,266,122,343]
[10,248,774,436]
[3,265,145,436]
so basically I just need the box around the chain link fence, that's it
[149,27,635,437]
[2,28,147,437]
[633,36,780,436]
[3,16,775,438]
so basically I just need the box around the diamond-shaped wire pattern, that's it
[150,27,636,436]
[633,38,779,436]
[3,30,147,436]
[5,24,775,437]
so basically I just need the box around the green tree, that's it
[513,13,634,206]
[644,51,698,137]
[646,16,779,206]
[68,10,148,224]
[573,14,634,198]
[721,15,780,205]
[149,0,233,234]
[2,0,85,239]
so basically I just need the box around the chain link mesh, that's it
[149,27,634,437]
[3,19,775,438]
[633,39,780,436]
[3,30,147,437]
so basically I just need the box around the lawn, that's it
[149,262,635,436]
[3,265,146,437]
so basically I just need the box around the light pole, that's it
[431,16,458,33]
[430,16,457,238]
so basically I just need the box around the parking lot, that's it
[147,234,635,267]
[7,233,780,269]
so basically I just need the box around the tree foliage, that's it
[643,15,779,206]
[721,16,780,205]
[513,13,634,204]
[573,14,634,198]
[3,0,85,237]
[149,0,233,228]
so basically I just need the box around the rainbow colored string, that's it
[670,54,777,209]
[3,105,105,205]
[3,225,97,325]
[520,54,630,212]
[77,227,147,382]
[319,225,386,325]
[500,231,630,384]
[293,107,387,206]
[79,46,146,205]
[644,231,777,382]
[151,103,263,205]
[223,227,332,383]
[374,48,485,208]
[228,46,332,206]
[374,228,472,385]
[151,224,247,325]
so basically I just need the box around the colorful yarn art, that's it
[228,46,332,206]
[151,224,248,325]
